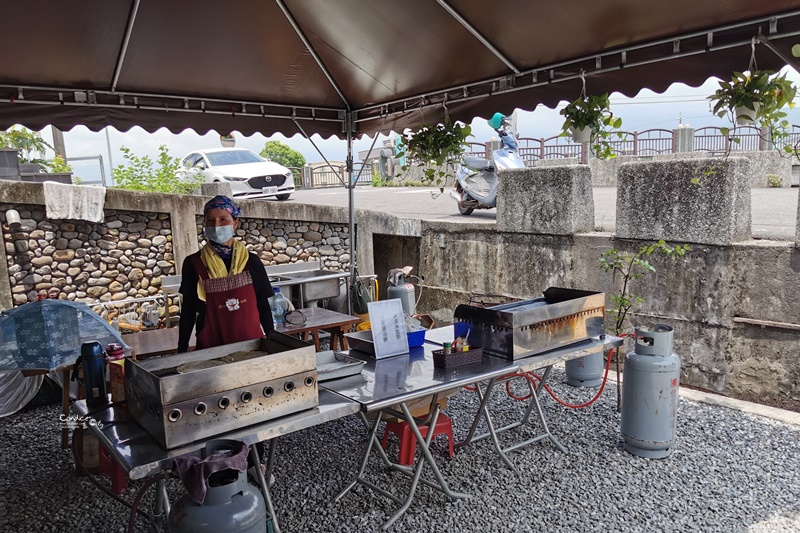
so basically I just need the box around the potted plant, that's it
[559,93,622,159]
[0,126,54,172]
[709,70,796,125]
[396,117,472,186]
[708,70,797,155]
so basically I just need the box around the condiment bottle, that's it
[442,342,452,355]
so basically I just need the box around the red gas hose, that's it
[467,333,632,409]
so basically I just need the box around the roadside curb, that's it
[678,387,800,427]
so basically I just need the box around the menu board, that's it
[367,299,409,359]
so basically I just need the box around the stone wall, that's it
[2,203,174,305]
[193,215,351,270]
[0,182,354,310]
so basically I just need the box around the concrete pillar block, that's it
[497,165,594,234]
[200,182,233,197]
[616,157,751,245]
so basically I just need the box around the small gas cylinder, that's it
[387,275,416,315]
[168,469,267,533]
[565,351,605,388]
[620,324,681,459]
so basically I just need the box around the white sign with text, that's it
[367,299,409,358]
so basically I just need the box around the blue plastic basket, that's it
[407,329,426,348]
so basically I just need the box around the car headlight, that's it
[223,176,249,182]
[284,171,293,178]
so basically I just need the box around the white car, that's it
[178,148,295,200]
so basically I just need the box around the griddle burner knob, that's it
[304,376,315,387]
[241,391,253,403]
[194,403,207,416]
[218,396,230,409]
[284,381,295,392]
[168,409,182,422]
[263,386,274,398]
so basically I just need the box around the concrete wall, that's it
[576,151,793,188]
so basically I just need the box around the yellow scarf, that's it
[196,240,249,302]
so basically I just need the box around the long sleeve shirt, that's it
[177,253,274,352]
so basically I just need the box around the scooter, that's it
[449,112,525,215]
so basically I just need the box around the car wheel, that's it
[275,194,291,201]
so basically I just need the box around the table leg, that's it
[61,368,70,449]
[336,406,470,531]
[250,444,282,533]
[312,331,321,351]
[340,327,349,350]
[456,368,568,465]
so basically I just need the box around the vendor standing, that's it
[178,196,274,353]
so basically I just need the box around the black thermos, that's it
[81,341,108,407]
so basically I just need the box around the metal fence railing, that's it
[66,155,106,186]
[307,163,372,188]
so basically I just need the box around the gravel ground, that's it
[2,367,799,533]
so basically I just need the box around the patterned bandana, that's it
[209,241,233,259]
[203,195,241,219]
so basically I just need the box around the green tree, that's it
[599,239,690,410]
[260,141,306,169]
[112,145,202,194]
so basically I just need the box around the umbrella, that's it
[0,300,128,372]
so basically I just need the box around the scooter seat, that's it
[463,155,493,171]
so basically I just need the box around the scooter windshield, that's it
[499,131,518,151]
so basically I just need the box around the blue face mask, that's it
[204,225,235,244]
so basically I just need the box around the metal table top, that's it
[322,338,519,413]
[73,389,360,480]
[514,335,624,372]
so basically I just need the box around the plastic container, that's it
[80,342,108,408]
[270,287,286,324]
[406,329,426,348]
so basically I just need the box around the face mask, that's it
[204,225,235,244]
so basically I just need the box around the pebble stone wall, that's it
[0,205,352,310]
[194,215,351,269]
[2,204,175,307]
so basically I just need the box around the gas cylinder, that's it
[620,324,681,458]
[387,275,416,315]
[168,468,268,533]
[565,351,604,388]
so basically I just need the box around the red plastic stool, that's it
[381,413,454,466]
[99,444,128,495]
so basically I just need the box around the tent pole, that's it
[345,112,356,316]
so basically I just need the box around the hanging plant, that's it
[708,70,796,153]
[559,93,622,160]
[396,117,472,185]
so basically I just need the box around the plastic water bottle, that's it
[270,287,286,324]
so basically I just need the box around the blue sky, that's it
[38,67,800,180]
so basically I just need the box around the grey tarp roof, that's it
[1,0,800,137]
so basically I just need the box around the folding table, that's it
[455,335,624,469]
[323,341,518,530]
[73,389,359,533]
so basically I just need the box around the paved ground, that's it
[283,186,800,240]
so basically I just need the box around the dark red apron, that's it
[191,254,264,350]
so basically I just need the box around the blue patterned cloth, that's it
[0,300,128,372]
[203,195,241,219]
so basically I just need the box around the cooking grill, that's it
[247,174,287,189]
[125,332,317,449]
[453,287,605,360]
